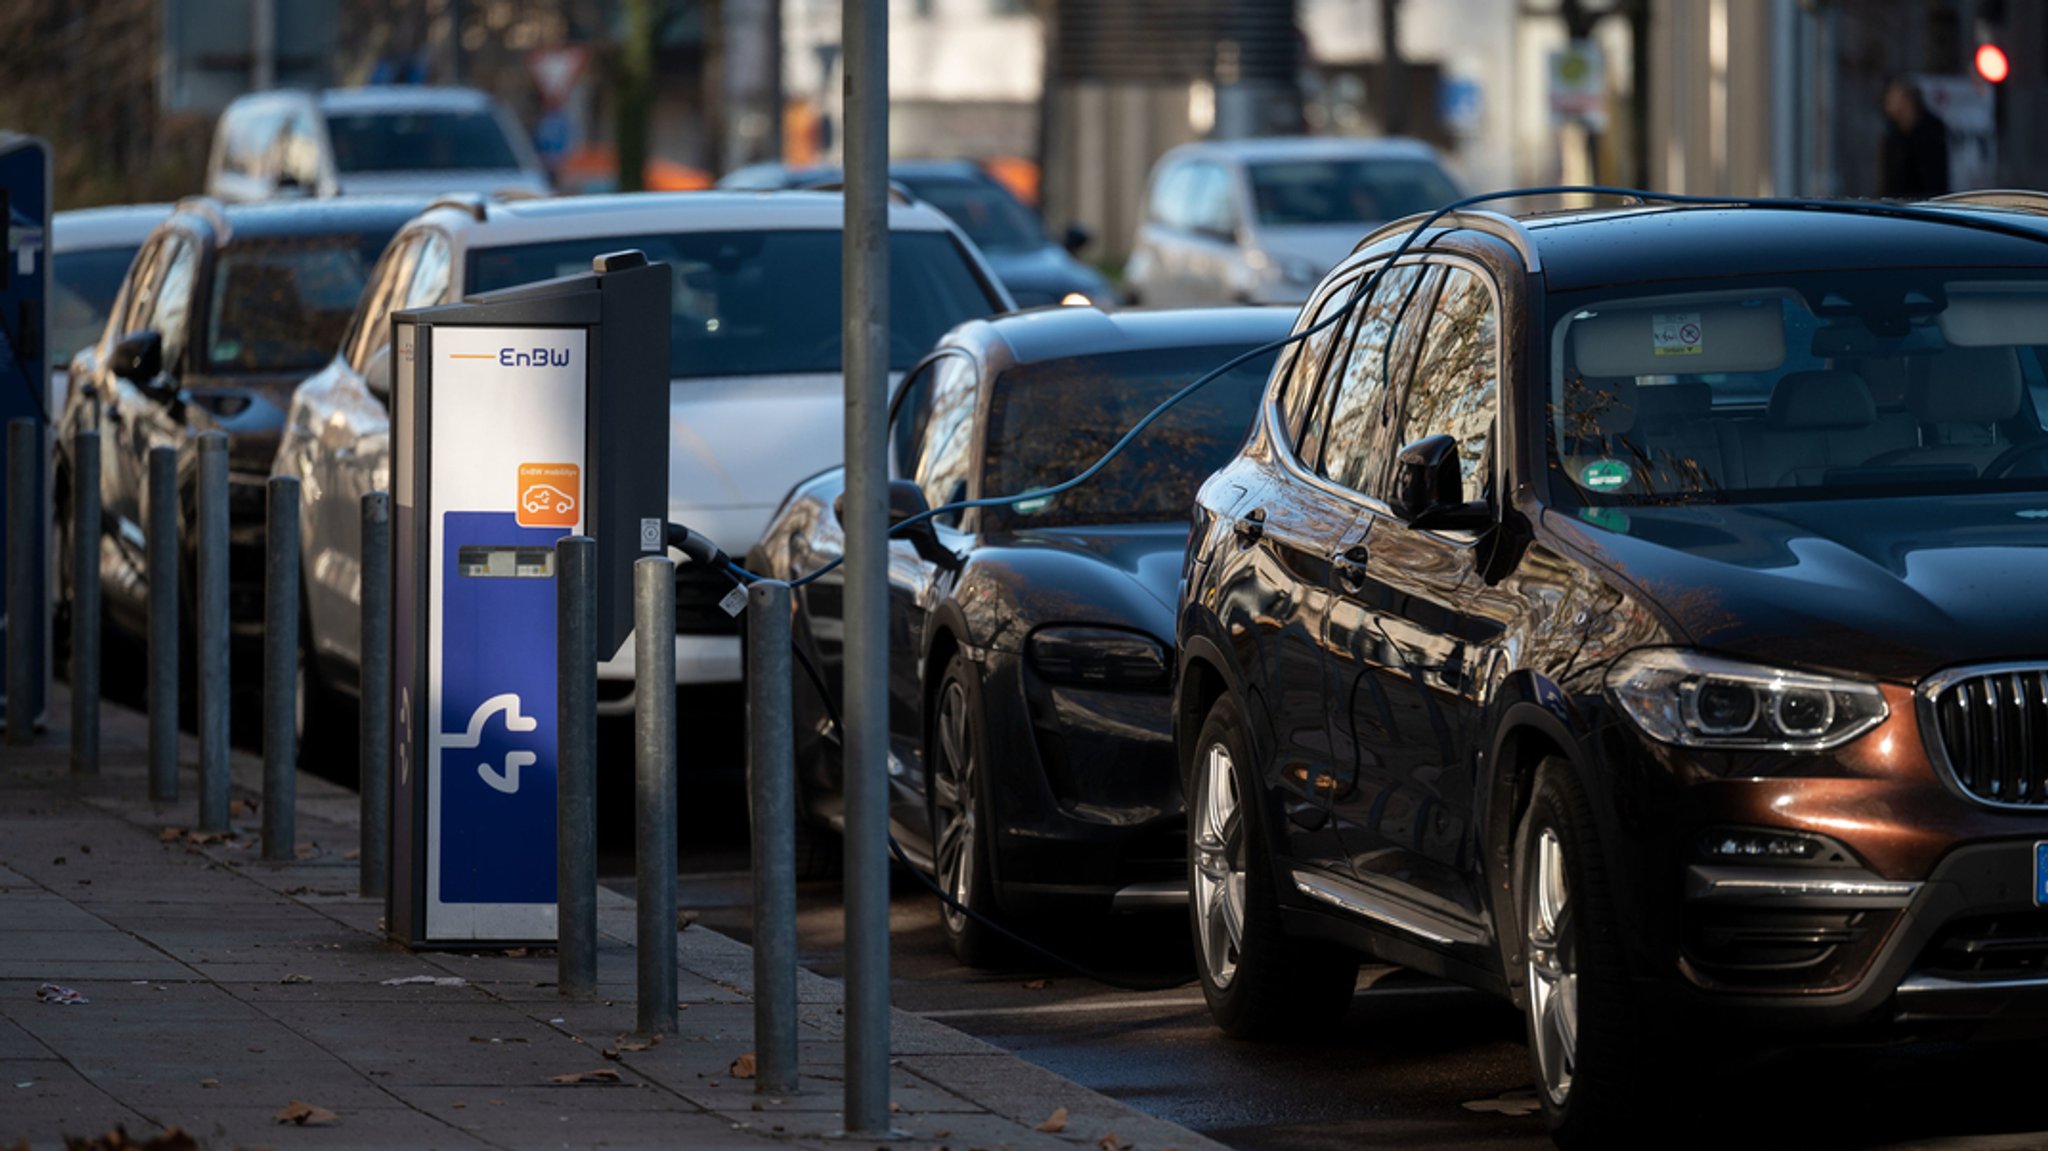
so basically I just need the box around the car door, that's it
[88,234,168,618]
[1183,162,1244,304]
[1320,257,1501,925]
[110,234,201,607]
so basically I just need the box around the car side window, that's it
[343,235,414,376]
[405,231,453,310]
[1189,164,1236,238]
[913,352,981,527]
[1315,262,1437,497]
[226,106,286,182]
[277,107,323,191]
[1277,272,1360,455]
[1395,263,1501,503]
[115,237,166,339]
[149,238,201,372]
[889,355,945,478]
[1148,162,1187,228]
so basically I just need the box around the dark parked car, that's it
[747,305,1287,963]
[56,195,421,678]
[1176,193,2048,1145]
[719,160,1117,308]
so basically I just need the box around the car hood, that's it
[334,170,549,198]
[978,244,1113,306]
[1547,493,2048,683]
[974,522,1189,642]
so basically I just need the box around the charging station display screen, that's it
[457,546,556,578]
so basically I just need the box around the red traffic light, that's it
[1976,42,2010,84]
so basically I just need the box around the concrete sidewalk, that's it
[0,692,1224,1151]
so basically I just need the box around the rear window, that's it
[980,344,1277,530]
[1248,158,1460,227]
[51,245,139,366]
[325,110,521,174]
[205,235,388,373]
[468,229,1000,378]
[897,177,1043,253]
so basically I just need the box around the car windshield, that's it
[980,344,1276,530]
[51,245,139,367]
[325,110,521,173]
[1547,270,2048,510]
[1247,158,1460,226]
[469,229,998,377]
[897,176,1043,252]
[206,234,388,373]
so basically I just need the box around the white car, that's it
[1124,136,1461,307]
[206,86,550,203]
[275,191,1011,719]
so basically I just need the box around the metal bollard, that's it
[556,535,598,999]
[747,579,799,1094]
[634,555,678,1035]
[69,428,100,774]
[358,493,391,901]
[147,447,179,802]
[262,476,298,861]
[6,418,39,746]
[195,432,231,833]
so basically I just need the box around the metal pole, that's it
[359,492,391,899]
[147,446,179,802]
[196,432,231,833]
[748,579,798,1094]
[634,555,677,1035]
[841,0,894,1132]
[262,476,298,861]
[6,418,38,746]
[69,428,100,774]
[556,534,598,999]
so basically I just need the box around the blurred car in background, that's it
[276,191,1011,737]
[744,305,1287,963]
[53,195,422,690]
[50,203,170,408]
[206,86,549,203]
[719,159,1116,308]
[1125,137,1460,306]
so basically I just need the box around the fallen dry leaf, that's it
[547,1068,622,1085]
[158,827,185,843]
[1097,1133,1133,1151]
[198,1079,219,1089]
[278,974,312,985]
[503,947,529,958]
[273,1100,337,1126]
[294,843,319,859]
[229,799,254,818]
[677,910,700,930]
[1022,978,1052,990]
[888,1101,902,1114]
[54,1125,199,1151]
[1035,1107,1069,1133]
[342,848,361,860]
[729,1052,757,1079]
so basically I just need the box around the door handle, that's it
[1332,544,1370,592]
[1232,507,1265,545]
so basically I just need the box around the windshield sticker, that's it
[1580,458,1632,490]
[1578,506,1630,533]
[1652,312,1703,356]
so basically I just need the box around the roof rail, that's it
[1350,208,1541,272]
[425,192,490,221]
[172,194,231,242]
[805,179,917,206]
[1926,189,2048,216]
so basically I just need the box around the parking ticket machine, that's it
[0,133,49,730]
[389,252,670,947]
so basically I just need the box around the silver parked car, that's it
[1124,136,1460,307]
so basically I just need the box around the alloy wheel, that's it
[931,678,978,936]
[1192,739,1247,990]
[1525,825,1579,1106]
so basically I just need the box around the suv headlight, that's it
[1606,649,1888,751]
[1027,626,1169,691]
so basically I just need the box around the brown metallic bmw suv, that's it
[1175,191,2048,1147]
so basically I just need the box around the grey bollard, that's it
[147,447,179,802]
[69,428,100,774]
[262,476,298,861]
[634,555,678,1036]
[747,579,799,1094]
[359,493,391,901]
[195,432,231,833]
[556,535,598,999]
[6,418,39,746]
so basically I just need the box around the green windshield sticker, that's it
[1580,458,1632,490]
[1578,506,1630,533]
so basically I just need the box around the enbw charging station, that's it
[389,251,670,947]
[0,133,50,729]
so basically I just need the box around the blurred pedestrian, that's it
[1881,77,1951,197]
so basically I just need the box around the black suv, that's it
[1176,193,2048,1146]
[56,196,419,675]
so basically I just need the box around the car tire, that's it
[927,651,1007,968]
[1188,692,1357,1039]
[1515,757,1661,1148]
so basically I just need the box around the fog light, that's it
[1698,828,1830,863]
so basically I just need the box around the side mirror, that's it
[1394,434,1492,531]
[273,173,308,198]
[109,330,163,385]
[834,479,958,567]
[1061,224,1091,255]
[363,345,392,399]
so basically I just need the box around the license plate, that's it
[2036,842,2048,907]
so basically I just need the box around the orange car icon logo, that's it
[516,463,580,528]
